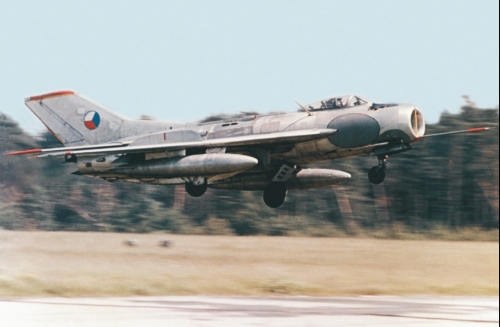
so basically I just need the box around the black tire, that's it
[263,182,287,208]
[368,166,385,184]
[185,180,207,197]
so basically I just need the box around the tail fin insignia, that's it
[84,111,101,130]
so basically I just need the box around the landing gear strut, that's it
[368,155,387,184]
[185,178,207,197]
[263,182,287,208]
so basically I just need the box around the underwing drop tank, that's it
[78,153,259,178]
[289,168,351,190]
[210,168,351,190]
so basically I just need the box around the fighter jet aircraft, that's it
[6,91,489,208]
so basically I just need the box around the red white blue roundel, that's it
[84,111,100,130]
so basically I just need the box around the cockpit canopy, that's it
[304,95,370,111]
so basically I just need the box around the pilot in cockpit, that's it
[335,98,344,108]
[320,97,346,109]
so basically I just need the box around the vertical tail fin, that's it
[25,91,131,146]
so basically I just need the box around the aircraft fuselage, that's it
[9,92,430,207]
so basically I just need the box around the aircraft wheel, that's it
[185,180,207,197]
[263,182,287,208]
[368,166,385,184]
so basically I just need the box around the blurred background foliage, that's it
[0,102,498,239]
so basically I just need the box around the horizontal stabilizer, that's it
[5,142,130,156]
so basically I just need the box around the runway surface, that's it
[1,296,498,326]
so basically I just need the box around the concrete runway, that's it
[1,296,498,327]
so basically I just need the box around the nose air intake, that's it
[411,109,425,137]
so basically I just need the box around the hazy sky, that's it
[1,0,498,135]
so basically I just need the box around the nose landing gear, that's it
[368,142,414,185]
[368,155,387,184]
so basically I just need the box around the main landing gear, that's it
[185,177,208,197]
[368,154,387,184]
[263,182,287,208]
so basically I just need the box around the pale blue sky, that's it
[1,0,498,135]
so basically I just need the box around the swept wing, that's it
[6,128,337,158]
